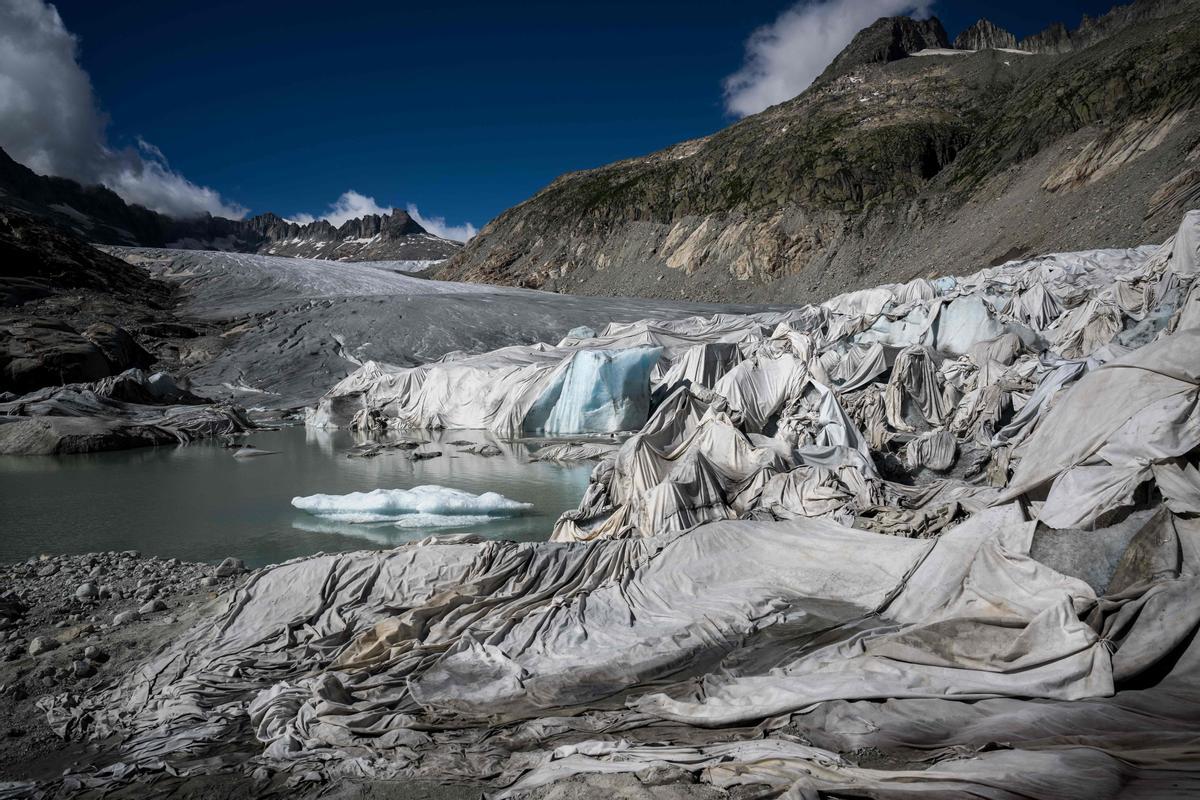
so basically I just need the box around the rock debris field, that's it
[0,552,247,787]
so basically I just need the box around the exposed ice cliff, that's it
[523,347,662,435]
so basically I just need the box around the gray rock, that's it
[200,576,219,588]
[112,610,139,626]
[636,764,697,786]
[0,317,113,394]
[74,582,98,600]
[27,636,59,656]
[138,599,167,614]
[36,564,58,578]
[81,322,153,374]
[215,557,245,578]
[83,645,108,662]
[461,443,503,457]
[71,660,96,678]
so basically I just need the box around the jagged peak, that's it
[1020,20,1073,53]
[817,15,950,84]
[953,18,1018,51]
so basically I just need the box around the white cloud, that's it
[289,192,477,242]
[323,190,392,227]
[406,204,477,243]
[723,0,934,117]
[0,0,246,218]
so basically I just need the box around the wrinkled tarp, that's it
[32,210,1200,799]
[0,369,252,455]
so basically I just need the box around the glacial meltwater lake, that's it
[0,426,594,566]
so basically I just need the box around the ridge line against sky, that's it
[1,0,1118,238]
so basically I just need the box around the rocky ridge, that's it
[952,18,1017,51]
[0,208,226,400]
[435,0,1200,304]
[815,16,949,84]
[166,208,461,262]
[0,148,461,263]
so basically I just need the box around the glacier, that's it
[40,211,1200,800]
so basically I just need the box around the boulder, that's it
[0,317,111,394]
[138,599,167,614]
[215,558,245,578]
[27,636,59,656]
[81,322,153,373]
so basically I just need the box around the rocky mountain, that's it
[0,206,219,396]
[952,19,1017,51]
[815,16,949,84]
[436,0,1200,304]
[165,208,461,262]
[951,0,1193,55]
[0,148,461,263]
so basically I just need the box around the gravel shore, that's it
[0,553,737,799]
[0,551,246,784]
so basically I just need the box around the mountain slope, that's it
[0,148,460,262]
[436,0,1200,303]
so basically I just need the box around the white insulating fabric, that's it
[637,508,1108,726]
[307,211,1200,542]
[36,211,1200,799]
[998,325,1200,527]
[41,506,1200,799]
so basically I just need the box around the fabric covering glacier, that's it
[28,210,1200,800]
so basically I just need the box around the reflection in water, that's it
[0,427,592,566]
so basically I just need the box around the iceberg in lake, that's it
[291,485,532,527]
[523,346,662,435]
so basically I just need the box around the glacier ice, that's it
[292,485,532,528]
[523,346,662,435]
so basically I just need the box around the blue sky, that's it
[35,0,1118,231]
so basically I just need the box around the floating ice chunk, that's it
[233,446,279,458]
[292,485,532,527]
[524,347,662,435]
